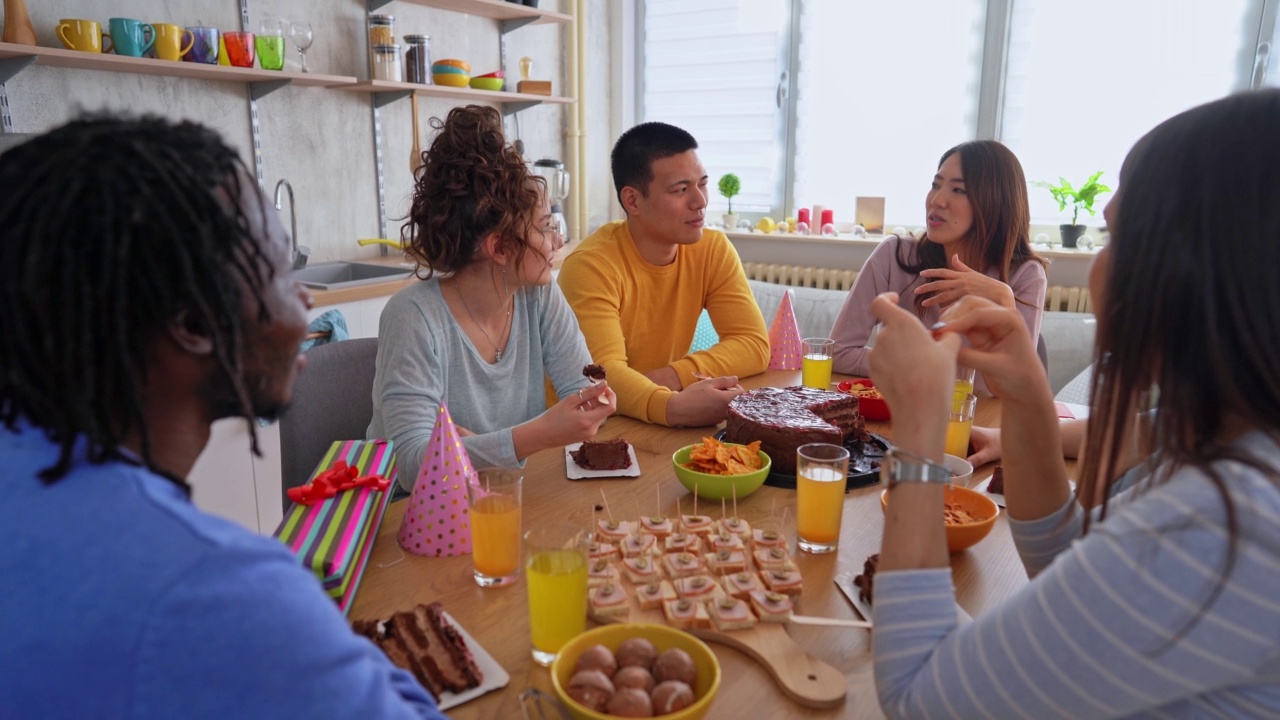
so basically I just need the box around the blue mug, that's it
[184,26,219,64]
[108,18,154,57]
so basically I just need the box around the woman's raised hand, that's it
[867,292,960,423]
[936,296,1046,400]
[916,254,1016,310]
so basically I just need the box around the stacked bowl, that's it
[431,58,470,87]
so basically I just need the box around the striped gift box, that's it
[273,439,396,615]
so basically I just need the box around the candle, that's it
[797,208,810,226]
[821,209,834,227]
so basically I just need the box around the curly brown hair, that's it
[402,105,544,276]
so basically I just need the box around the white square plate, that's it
[564,442,641,479]
[834,572,971,625]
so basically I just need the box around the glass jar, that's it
[404,34,431,85]
[372,43,402,82]
[367,14,395,47]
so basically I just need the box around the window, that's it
[638,0,1277,229]
[640,0,790,215]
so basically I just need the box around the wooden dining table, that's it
[351,370,1064,719]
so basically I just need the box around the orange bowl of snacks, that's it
[838,378,889,421]
[672,438,770,501]
[551,623,721,719]
[880,483,998,552]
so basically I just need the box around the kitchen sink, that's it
[290,261,413,290]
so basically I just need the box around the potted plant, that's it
[1034,171,1111,248]
[718,173,741,230]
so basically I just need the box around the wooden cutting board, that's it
[597,584,847,708]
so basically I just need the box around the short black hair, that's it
[610,121,698,210]
[0,115,275,486]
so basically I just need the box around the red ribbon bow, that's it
[286,460,391,506]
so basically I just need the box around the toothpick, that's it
[720,498,726,521]
[693,489,699,518]
[600,488,613,522]
[732,485,739,520]
[655,485,661,518]
[677,496,684,526]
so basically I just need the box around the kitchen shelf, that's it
[0,42,355,89]
[334,78,574,109]
[365,0,573,25]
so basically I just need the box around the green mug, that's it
[108,17,155,57]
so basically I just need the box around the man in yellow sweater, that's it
[559,122,769,426]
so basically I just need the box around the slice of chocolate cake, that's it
[852,553,880,605]
[571,439,632,471]
[988,465,1005,494]
[351,601,483,700]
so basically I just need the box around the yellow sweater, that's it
[559,220,769,425]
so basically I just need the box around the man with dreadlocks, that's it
[0,117,446,718]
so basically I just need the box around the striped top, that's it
[873,431,1280,719]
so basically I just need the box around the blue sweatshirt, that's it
[0,422,445,719]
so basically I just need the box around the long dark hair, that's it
[0,116,275,487]
[1080,89,1280,626]
[897,140,1045,317]
[403,105,544,277]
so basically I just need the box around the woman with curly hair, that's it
[369,105,613,488]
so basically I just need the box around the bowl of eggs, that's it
[551,623,721,719]
[880,482,998,553]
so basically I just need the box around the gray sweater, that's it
[367,278,592,489]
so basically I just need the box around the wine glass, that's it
[289,21,314,73]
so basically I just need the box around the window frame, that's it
[632,0,1279,222]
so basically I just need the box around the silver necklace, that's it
[454,276,512,363]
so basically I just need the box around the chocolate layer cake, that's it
[724,386,867,474]
[571,439,632,471]
[352,601,483,700]
[988,465,1005,494]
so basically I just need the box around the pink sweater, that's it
[829,235,1046,393]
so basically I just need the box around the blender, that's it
[532,158,570,243]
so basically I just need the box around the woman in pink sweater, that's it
[830,141,1047,394]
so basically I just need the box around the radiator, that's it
[742,262,1093,313]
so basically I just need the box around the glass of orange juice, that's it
[955,365,976,397]
[796,443,850,553]
[802,337,835,389]
[946,392,977,458]
[525,523,591,666]
[467,468,523,587]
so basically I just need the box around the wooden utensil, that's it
[410,94,423,175]
[789,614,871,629]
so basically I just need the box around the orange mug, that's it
[56,18,113,54]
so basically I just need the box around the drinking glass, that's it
[525,524,591,666]
[290,21,314,73]
[256,19,284,71]
[946,392,978,458]
[796,443,849,554]
[801,337,835,389]
[955,365,976,397]
[466,468,523,587]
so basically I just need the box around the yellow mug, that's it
[56,18,113,54]
[152,23,194,61]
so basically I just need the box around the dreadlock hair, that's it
[610,121,698,211]
[402,105,544,277]
[0,115,276,488]
[896,140,1046,318]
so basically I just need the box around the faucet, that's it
[273,179,310,270]
[357,237,406,251]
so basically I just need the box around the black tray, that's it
[713,429,889,492]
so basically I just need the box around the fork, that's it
[520,688,571,720]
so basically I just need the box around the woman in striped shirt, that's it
[865,90,1280,718]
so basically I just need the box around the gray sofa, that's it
[747,280,1095,395]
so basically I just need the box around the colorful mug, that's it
[107,18,154,57]
[184,26,219,64]
[151,23,194,61]
[56,18,113,54]
[222,31,255,68]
